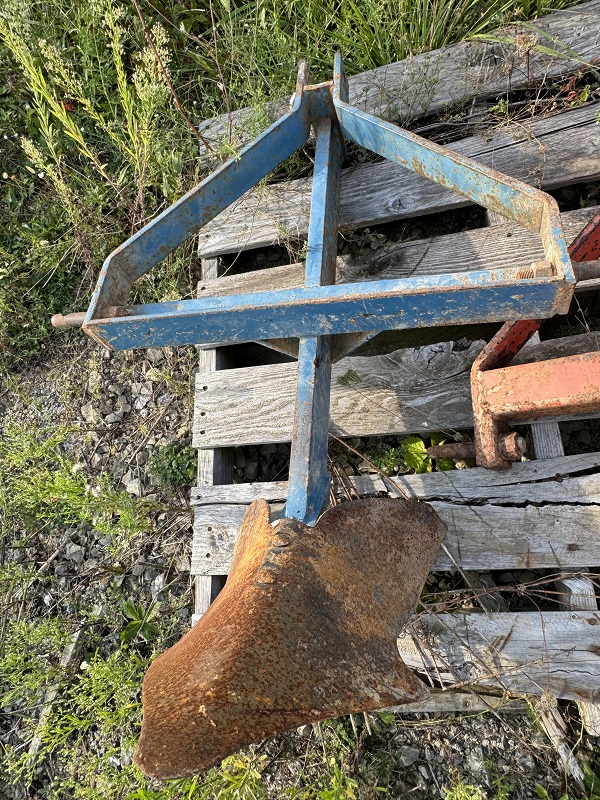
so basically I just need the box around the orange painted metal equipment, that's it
[570,211,600,262]
[134,498,446,779]
[428,216,600,469]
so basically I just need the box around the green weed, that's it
[535,761,600,800]
[0,422,158,552]
[443,774,485,800]
[0,617,71,706]
[148,443,197,489]
[367,434,456,475]
[120,599,161,645]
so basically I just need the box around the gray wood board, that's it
[192,500,600,575]
[195,257,234,619]
[398,611,600,703]
[194,339,481,448]
[198,207,598,295]
[390,692,526,714]
[197,102,600,257]
[191,451,600,505]
[196,1,600,158]
[193,333,600,449]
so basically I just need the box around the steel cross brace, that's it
[69,55,576,524]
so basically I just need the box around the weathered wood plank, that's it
[192,501,600,575]
[192,333,600,449]
[194,258,234,621]
[198,207,597,294]
[196,1,600,158]
[194,473,600,505]
[198,102,600,257]
[193,339,480,448]
[191,451,600,504]
[390,692,527,715]
[533,700,586,787]
[397,611,600,703]
[555,575,600,735]
[557,575,599,612]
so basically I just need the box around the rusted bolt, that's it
[499,432,526,461]
[427,442,475,460]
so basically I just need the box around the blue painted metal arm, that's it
[330,52,573,288]
[86,96,311,317]
[85,265,570,351]
[284,117,344,524]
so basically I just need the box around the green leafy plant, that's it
[369,434,457,475]
[492,774,514,800]
[0,422,158,554]
[0,617,71,707]
[148,443,197,488]
[120,599,161,645]
[443,774,484,800]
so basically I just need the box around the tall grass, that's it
[0,0,585,366]
[186,0,584,106]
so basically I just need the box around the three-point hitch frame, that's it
[58,55,576,524]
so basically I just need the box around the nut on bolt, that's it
[499,432,526,461]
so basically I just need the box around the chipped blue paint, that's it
[79,55,577,524]
[284,116,343,524]
[89,270,565,350]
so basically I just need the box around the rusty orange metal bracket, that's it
[428,214,600,469]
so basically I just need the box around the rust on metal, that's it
[469,213,600,469]
[51,305,131,330]
[134,497,446,780]
[471,319,543,469]
[427,431,525,463]
[471,321,600,469]
[570,211,600,262]
[51,311,87,330]
[482,352,600,420]
[427,442,476,461]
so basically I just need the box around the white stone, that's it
[80,401,100,425]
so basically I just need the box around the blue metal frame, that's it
[80,56,575,525]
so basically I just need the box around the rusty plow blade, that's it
[134,497,446,779]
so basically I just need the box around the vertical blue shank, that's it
[284,117,343,524]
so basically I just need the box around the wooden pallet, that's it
[190,3,600,730]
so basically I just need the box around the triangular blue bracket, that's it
[80,54,575,525]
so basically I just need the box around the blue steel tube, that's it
[284,117,344,525]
